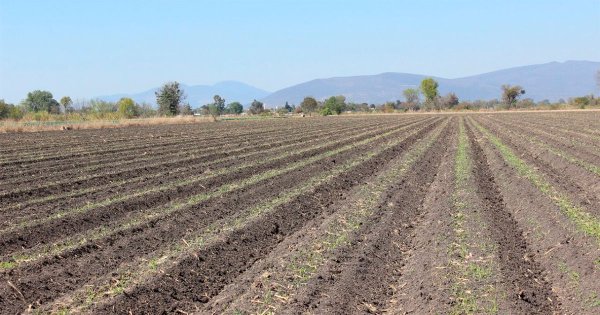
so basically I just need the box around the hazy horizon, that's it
[1,0,599,103]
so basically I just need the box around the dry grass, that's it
[0,116,213,133]
[2,108,599,133]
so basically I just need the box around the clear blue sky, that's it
[1,0,599,103]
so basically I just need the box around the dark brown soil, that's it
[466,122,558,314]
[1,113,598,314]
[474,116,600,216]
[286,120,453,314]
[0,119,372,187]
[89,119,443,314]
[469,117,600,314]
[0,118,439,313]
[0,119,407,201]
[0,119,428,256]
[0,121,394,223]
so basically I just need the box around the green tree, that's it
[9,106,24,120]
[117,97,139,118]
[226,101,243,114]
[321,95,346,116]
[213,95,226,114]
[284,101,293,112]
[156,81,185,116]
[0,99,14,119]
[202,95,227,120]
[23,90,60,113]
[248,99,264,114]
[60,96,73,113]
[300,96,318,116]
[501,84,526,108]
[572,96,591,109]
[382,102,395,113]
[206,104,220,120]
[420,78,439,109]
[402,88,420,110]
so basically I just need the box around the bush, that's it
[117,98,139,118]
[321,96,346,115]
[8,106,24,120]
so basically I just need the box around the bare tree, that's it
[440,92,459,109]
[402,88,420,110]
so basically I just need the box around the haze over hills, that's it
[261,60,600,106]
[99,81,270,107]
[97,61,599,108]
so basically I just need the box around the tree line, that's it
[2,73,599,120]
[291,76,599,115]
[0,82,245,120]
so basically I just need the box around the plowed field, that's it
[1,113,599,314]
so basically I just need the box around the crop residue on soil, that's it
[1,112,599,314]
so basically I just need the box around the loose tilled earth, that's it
[0,112,599,314]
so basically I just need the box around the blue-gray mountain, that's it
[99,81,270,107]
[261,61,600,107]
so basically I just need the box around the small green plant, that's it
[238,121,449,313]
[449,119,500,315]
[148,258,158,270]
[472,119,600,243]
[467,263,493,280]
[586,292,600,308]
[85,287,98,306]
[558,261,580,284]
[0,261,16,269]
[55,308,70,315]
[451,283,478,315]
[60,122,442,312]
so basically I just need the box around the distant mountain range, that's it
[262,60,600,106]
[99,81,270,107]
[98,61,599,108]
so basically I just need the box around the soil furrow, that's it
[485,115,600,161]
[474,116,600,216]
[0,119,431,256]
[0,120,381,190]
[0,119,441,314]
[0,120,322,165]
[0,120,367,182]
[204,118,450,315]
[285,119,453,314]
[85,119,446,314]
[466,121,558,314]
[469,117,600,313]
[1,112,596,314]
[0,118,421,203]
[0,119,397,211]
